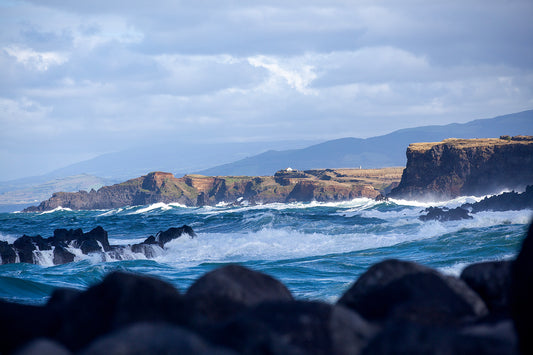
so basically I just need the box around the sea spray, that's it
[1,198,530,304]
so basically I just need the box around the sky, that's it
[1,0,533,180]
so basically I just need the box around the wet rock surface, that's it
[418,185,533,221]
[0,223,531,354]
[0,225,194,265]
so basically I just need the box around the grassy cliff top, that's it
[408,136,533,152]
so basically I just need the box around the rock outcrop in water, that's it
[418,185,533,221]
[23,168,403,212]
[3,223,532,354]
[390,136,533,200]
[0,225,195,265]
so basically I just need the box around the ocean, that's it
[1,197,531,305]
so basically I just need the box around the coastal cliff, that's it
[23,168,403,212]
[389,136,533,200]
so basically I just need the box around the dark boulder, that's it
[185,264,293,324]
[79,239,102,254]
[465,185,533,213]
[338,259,487,324]
[187,264,293,305]
[419,206,472,221]
[53,246,75,265]
[0,240,16,264]
[46,287,83,311]
[52,228,83,245]
[510,223,533,355]
[81,226,111,251]
[375,193,389,202]
[54,271,186,351]
[79,323,235,355]
[460,260,512,315]
[206,301,376,355]
[156,225,196,247]
[13,338,71,355]
[12,235,37,263]
[0,300,57,354]
[362,319,517,355]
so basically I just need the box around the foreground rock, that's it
[0,225,195,265]
[1,223,531,354]
[23,168,403,212]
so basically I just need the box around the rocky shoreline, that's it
[1,223,531,354]
[419,185,533,222]
[23,168,402,212]
[0,226,195,265]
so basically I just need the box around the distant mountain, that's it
[19,140,319,183]
[197,110,533,176]
[0,174,115,212]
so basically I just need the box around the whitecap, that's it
[39,206,73,214]
[128,202,173,214]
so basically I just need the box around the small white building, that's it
[286,167,294,172]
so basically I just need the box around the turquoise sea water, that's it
[1,197,531,305]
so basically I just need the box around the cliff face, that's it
[24,168,403,212]
[390,136,533,200]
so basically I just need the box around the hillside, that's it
[198,110,533,176]
[23,168,403,212]
[389,136,533,200]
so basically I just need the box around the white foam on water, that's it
[33,248,54,267]
[0,232,18,243]
[97,208,124,217]
[462,209,533,228]
[438,262,471,277]
[129,203,173,214]
[154,224,453,268]
[39,206,72,214]
[198,198,379,217]
[168,202,187,208]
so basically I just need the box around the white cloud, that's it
[248,55,317,94]
[3,45,68,71]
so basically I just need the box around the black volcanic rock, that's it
[13,338,71,355]
[13,235,38,263]
[53,271,186,352]
[510,223,533,354]
[362,320,517,355]
[186,264,293,306]
[155,225,196,247]
[338,259,487,324]
[79,323,235,355]
[0,240,16,264]
[185,264,294,324]
[2,225,196,266]
[53,246,75,265]
[206,301,375,355]
[0,300,57,354]
[461,260,512,315]
[464,185,533,213]
[419,206,473,221]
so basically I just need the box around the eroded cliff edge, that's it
[389,136,533,200]
[23,168,402,212]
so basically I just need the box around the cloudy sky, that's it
[1,0,532,180]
